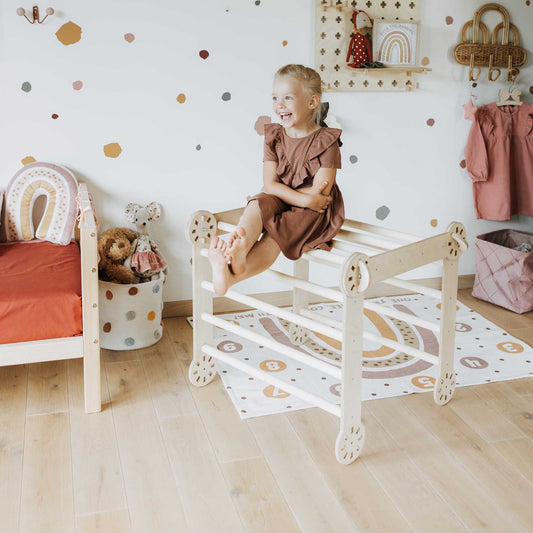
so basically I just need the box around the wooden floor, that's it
[1,289,532,533]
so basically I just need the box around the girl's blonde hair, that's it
[275,64,328,126]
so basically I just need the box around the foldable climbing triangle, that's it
[186,210,467,464]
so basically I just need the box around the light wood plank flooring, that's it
[1,289,532,532]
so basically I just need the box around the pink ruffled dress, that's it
[247,123,344,260]
[130,235,167,275]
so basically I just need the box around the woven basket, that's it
[454,3,526,68]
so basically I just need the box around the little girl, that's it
[209,64,344,296]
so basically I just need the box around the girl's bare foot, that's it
[226,226,248,275]
[208,236,232,296]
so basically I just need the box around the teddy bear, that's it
[125,202,167,280]
[97,227,140,284]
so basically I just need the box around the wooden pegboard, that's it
[315,0,429,92]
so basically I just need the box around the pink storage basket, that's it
[472,229,533,314]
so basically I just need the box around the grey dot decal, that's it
[221,92,231,101]
[154,329,162,340]
[126,310,136,320]
[196,144,201,150]
[125,337,135,346]
[349,155,358,164]
[376,205,390,220]
[152,284,160,293]
[21,82,32,92]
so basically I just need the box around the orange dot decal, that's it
[147,311,156,321]
[176,93,186,103]
[106,290,113,300]
[56,21,82,45]
[282,40,288,46]
[124,33,135,43]
[199,50,209,59]
[104,143,122,158]
[21,156,36,165]
[72,81,83,90]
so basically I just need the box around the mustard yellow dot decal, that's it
[21,156,36,165]
[56,22,82,45]
[430,219,438,227]
[497,342,524,354]
[421,57,430,66]
[104,143,122,158]
[176,93,186,103]
[147,311,156,321]
[282,40,288,46]
[259,360,287,372]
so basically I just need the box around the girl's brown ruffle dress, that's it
[247,123,344,260]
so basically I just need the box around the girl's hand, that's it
[303,181,332,213]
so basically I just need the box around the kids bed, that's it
[0,163,100,413]
[186,208,467,464]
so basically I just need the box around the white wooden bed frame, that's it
[0,183,101,413]
[186,208,467,464]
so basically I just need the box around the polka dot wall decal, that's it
[254,116,271,135]
[51,114,59,119]
[421,57,430,66]
[128,287,138,295]
[430,219,438,227]
[445,16,454,25]
[196,144,202,150]
[376,205,390,220]
[426,118,435,126]
[282,40,288,46]
[21,156,36,165]
[103,323,111,332]
[199,50,209,59]
[460,159,466,168]
[56,21,82,45]
[104,142,122,158]
[72,81,83,90]
[21,82,31,92]
[349,155,358,163]
[221,92,231,101]
[124,33,135,43]
[176,93,186,103]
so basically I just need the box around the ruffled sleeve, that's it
[291,128,343,188]
[263,123,282,162]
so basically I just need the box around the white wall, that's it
[1,0,532,301]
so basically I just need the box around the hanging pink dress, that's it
[464,102,533,220]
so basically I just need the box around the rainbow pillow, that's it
[4,162,78,245]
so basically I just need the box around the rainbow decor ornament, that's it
[373,20,419,66]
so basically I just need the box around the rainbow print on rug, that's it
[188,294,533,419]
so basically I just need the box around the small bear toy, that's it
[98,227,140,284]
[125,202,167,280]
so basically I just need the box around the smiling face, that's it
[272,75,319,131]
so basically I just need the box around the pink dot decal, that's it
[426,118,435,127]
[254,116,272,135]
[124,33,135,43]
[72,81,83,90]
[199,50,209,60]
[445,16,454,25]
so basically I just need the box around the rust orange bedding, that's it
[0,240,82,344]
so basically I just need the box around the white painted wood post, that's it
[336,252,370,464]
[434,222,467,406]
[186,211,218,387]
[289,259,311,345]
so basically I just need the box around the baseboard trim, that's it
[162,274,475,318]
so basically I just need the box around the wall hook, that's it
[16,6,54,24]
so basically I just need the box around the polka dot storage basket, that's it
[99,273,165,350]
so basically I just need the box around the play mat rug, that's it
[187,295,533,419]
